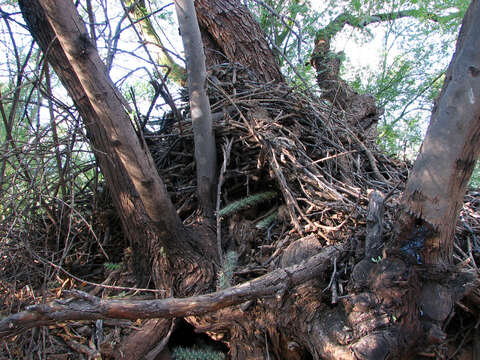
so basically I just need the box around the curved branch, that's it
[309,8,441,135]
[0,244,344,339]
[312,8,443,70]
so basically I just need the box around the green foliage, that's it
[470,163,480,189]
[218,191,277,218]
[247,0,319,81]
[172,346,225,360]
[248,0,470,166]
[334,0,469,158]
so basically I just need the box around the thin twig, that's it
[216,138,233,264]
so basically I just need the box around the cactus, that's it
[104,262,121,271]
[255,209,278,230]
[218,191,277,218]
[217,251,238,290]
[172,346,225,360]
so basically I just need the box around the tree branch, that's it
[125,0,186,85]
[175,0,217,219]
[365,190,385,259]
[0,244,344,339]
[317,9,441,44]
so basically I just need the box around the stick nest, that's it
[147,63,409,264]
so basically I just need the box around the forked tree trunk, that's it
[15,0,480,359]
[192,1,480,358]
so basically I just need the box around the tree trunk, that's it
[397,0,480,266]
[311,20,380,141]
[14,0,480,359]
[175,0,217,220]
[18,0,216,296]
[194,0,284,83]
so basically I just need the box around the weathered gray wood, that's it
[365,190,385,259]
[0,244,344,339]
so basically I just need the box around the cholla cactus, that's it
[255,209,278,230]
[218,191,277,218]
[172,346,225,360]
[104,262,121,271]
[217,250,238,290]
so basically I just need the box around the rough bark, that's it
[311,33,379,141]
[398,0,480,266]
[37,0,181,233]
[14,1,480,359]
[18,0,216,295]
[175,0,217,220]
[19,0,153,285]
[194,0,284,83]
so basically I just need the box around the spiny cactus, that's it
[172,346,225,360]
[104,262,121,271]
[217,250,238,290]
[218,191,277,218]
[255,209,278,230]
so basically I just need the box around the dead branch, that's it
[365,190,385,258]
[0,244,344,339]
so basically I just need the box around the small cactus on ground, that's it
[172,346,225,360]
[218,191,277,218]
[217,250,238,290]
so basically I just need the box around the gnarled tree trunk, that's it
[397,0,480,266]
